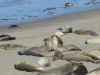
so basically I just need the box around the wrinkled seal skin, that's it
[74,30,98,36]
[52,51,100,63]
[14,63,43,72]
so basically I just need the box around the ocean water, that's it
[0,0,100,27]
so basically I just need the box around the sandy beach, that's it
[0,9,100,75]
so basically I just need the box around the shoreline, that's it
[0,8,100,33]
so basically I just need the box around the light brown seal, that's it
[14,62,44,72]
[74,29,98,36]
[52,51,100,63]
[0,44,27,50]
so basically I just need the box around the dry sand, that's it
[0,9,100,75]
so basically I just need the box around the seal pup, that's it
[0,34,9,38]
[43,30,64,52]
[18,50,45,57]
[0,36,16,41]
[85,38,100,44]
[38,57,51,67]
[14,62,44,72]
[74,29,98,36]
[57,26,73,34]
[52,51,100,63]
[18,44,81,57]
[37,61,87,75]
[0,44,27,50]
[69,62,88,75]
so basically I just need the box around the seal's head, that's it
[55,31,64,37]
[38,57,51,67]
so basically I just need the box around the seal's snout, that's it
[85,41,88,44]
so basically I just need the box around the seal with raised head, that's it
[43,31,64,52]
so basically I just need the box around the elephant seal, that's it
[14,62,44,72]
[0,34,9,38]
[38,57,51,67]
[0,36,16,41]
[43,34,64,52]
[52,51,100,63]
[18,45,81,57]
[37,61,87,75]
[74,29,97,36]
[85,38,100,44]
[0,44,27,50]
[18,50,45,57]
[69,62,88,75]
[57,26,73,34]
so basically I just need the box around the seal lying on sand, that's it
[18,45,81,57]
[52,51,100,63]
[85,38,100,44]
[57,26,73,34]
[14,62,44,72]
[69,62,88,75]
[0,34,9,38]
[18,49,45,57]
[43,30,64,52]
[0,36,16,41]
[74,29,98,36]
[37,61,88,75]
[0,44,27,50]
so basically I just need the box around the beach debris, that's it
[0,36,16,41]
[64,3,73,8]
[38,57,51,67]
[74,29,98,36]
[14,62,44,72]
[8,24,20,28]
[18,50,44,57]
[85,38,100,44]
[0,44,27,50]
[52,51,100,63]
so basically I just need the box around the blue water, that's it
[0,0,100,27]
